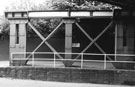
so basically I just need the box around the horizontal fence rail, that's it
[11,52,135,70]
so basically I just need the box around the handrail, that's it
[11,52,135,57]
[11,52,135,70]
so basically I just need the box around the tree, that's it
[47,0,119,10]
[0,18,9,39]
[5,0,35,11]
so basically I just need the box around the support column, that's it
[9,20,27,66]
[63,18,75,67]
[5,11,28,66]
[116,21,123,54]
[113,9,135,69]
[114,21,135,69]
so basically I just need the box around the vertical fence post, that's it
[81,53,83,69]
[32,53,34,67]
[115,54,116,61]
[104,54,107,70]
[54,52,56,68]
[10,52,13,66]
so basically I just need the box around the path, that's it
[0,78,133,87]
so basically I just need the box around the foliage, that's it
[48,0,119,10]
[0,18,9,35]
[29,18,62,36]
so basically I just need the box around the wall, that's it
[0,38,9,61]
[0,67,135,85]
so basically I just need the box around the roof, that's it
[95,0,135,9]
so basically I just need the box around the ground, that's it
[0,78,133,87]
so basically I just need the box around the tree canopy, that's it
[48,0,119,10]
[5,0,120,11]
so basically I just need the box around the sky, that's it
[0,0,46,16]
[0,0,9,15]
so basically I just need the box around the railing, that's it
[11,52,135,70]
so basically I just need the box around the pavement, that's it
[0,78,133,87]
[0,61,9,67]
